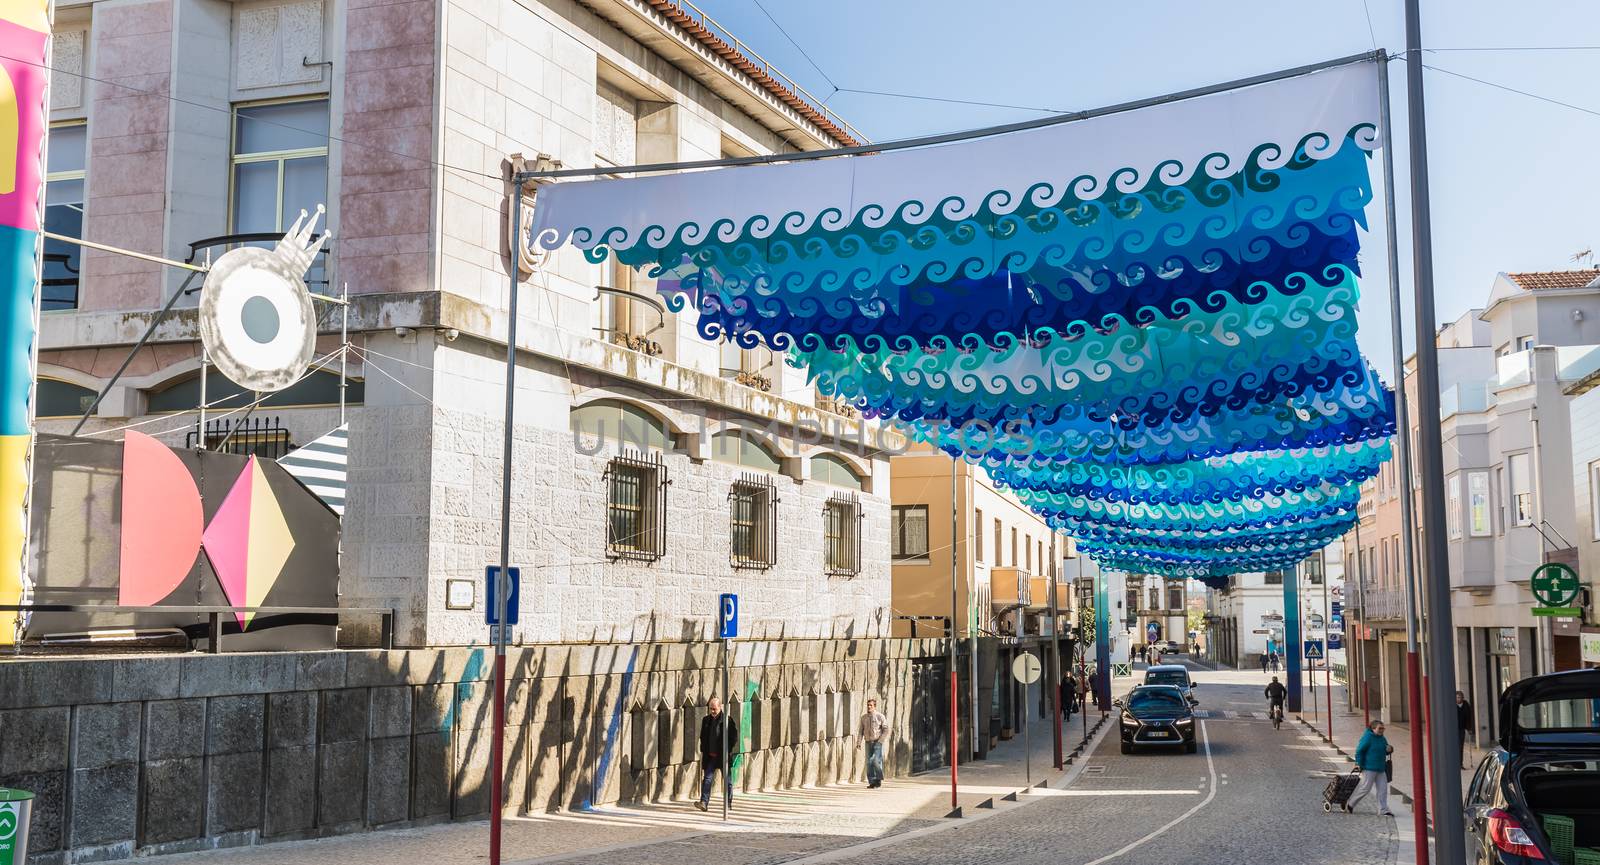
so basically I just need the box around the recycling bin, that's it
[0,788,31,865]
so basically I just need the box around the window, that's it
[710,430,781,472]
[993,520,1002,566]
[1010,527,1017,567]
[1496,466,1507,532]
[1168,585,1183,610]
[1264,570,1285,585]
[43,123,86,310]
[232,100,330,283]
[570,399,670,450]
[34,378,97,418]
[1469,471,1491,537]
[824,493,862,577]
[809,454,863,490]
[1037,540,1044,575]
[1508,452,1534,527]
[1519,336,1534,352]
[719,339,775,391]
[1306,557,1324,585]
[605,451,668,561]
[891,505,929,562]
[1447,474,1463,539]
[728,473,778,570]
[232,100,330,234]
[1025,534,1032,572]
[974,509,984,562]
[146,368,363,413]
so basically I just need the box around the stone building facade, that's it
[29,0,895,647]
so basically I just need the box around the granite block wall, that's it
[0,638,938,863]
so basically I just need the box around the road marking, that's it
[1283,745,1334,750]
[1049,789,1200,796]
[1080,721,1218,865]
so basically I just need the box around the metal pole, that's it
[1023,664,1031,787]
[721,642,730,821]
[1323,547,1333,740]
[339,282,349,426]
[1285,562,1302,713]
[198,350,208,450]
[948,458,960,814]
[1354,519,1370,726]
[489,182,525,865]
[1095,567,1110,712]
[1050,557,1063,770]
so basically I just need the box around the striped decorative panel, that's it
[277,424,347,516]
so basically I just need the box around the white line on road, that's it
[1080,722,1218,865]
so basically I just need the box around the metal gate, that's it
[909,658,949,774]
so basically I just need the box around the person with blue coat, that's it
[1344,719,1395,815]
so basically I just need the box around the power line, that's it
[835,87,1069,114]
[1358,0,1380,51]
[1422,63,1600,121]
[1425,45,1600,53]
[750,0,839,92]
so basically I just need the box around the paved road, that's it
[807,660,1403,865]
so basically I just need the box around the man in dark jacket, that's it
[696,696,739,812]
[1061,673,1078,720]
[1456,691,1474,769]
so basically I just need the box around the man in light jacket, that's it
[1344,719,1395,816]
[859,698,889,788]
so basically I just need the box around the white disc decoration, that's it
[199,208,329,392]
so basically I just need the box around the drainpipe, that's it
[1530,406,1555,674]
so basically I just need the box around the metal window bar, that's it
[729,472,778,570]
[823,492,862,577]
[604,450,670,562]
[185,415,294,459]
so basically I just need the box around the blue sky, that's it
[690,0,1600,378]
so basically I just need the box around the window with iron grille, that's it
[729,473,778,570]
[605,450,669,561]
[185,416,294,459]
[824,492,862,577]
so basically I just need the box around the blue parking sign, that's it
[486,566,520,625]
[718,593,738,640]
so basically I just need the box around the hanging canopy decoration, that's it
[529,60,1391,585]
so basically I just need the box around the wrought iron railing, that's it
[186,415,295,459]
[604,450,670,562]
[823,492,862,577]
[728,472,779,570]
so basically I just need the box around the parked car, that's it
[1463,668,1600,864]
[1163,639,1184,654]
[1117,685,1197,754]
[1144,664,1199,705]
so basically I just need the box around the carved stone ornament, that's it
[509,152,564,277]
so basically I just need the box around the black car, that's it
[1463,668,1600,864]
[1117,684,1197,754]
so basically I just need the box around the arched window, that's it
[709,429,781,472]
[146,369,363,413]
[809,453,864,490]
[569,399,670,450]
[34,378,98,418]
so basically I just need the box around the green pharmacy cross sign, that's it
[1531,563,1581,617]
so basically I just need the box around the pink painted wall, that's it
[79,0,172,311]
[338,0,436,296]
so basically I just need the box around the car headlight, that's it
[1176,717,1194,726]
[1121,711,1137,725]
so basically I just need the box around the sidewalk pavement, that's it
[161,681,1131,865]
[1285,671,1475,825]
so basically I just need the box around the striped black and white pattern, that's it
[278,424,348,516]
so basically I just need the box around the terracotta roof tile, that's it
[1506,270,1600,291]
[643,0,863,148]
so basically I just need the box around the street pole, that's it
[1354,520,1370,726]
[721,639,730,822]
[1322,547,1333,740]
[1049,558,1063,770]
[1285,562,1302,713]
[948,458,960,815]
[489,182,525,865]
[1095,566,1110,712]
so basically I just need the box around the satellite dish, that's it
[199,207,329,392]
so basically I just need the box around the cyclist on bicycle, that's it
[1265,677,1287,723]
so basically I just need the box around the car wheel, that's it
[1120,741,1132,755]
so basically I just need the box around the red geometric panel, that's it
[118,431,203,605]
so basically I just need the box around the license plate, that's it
[1147,731,1170,738]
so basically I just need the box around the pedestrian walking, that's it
[695,696,739,812]
[1061,673,1078,721]
[1456,690,1474,769]
[1260,652,1270,673]
[1343,719,1395,816]
[859,698,889,789]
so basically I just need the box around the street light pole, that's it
[1322,547,1333,741]
[948,458,960,816]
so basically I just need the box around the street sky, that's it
[690,0,1600,379]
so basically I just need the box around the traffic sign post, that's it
[486,566,520,625]
[1012,653,1042,786]
[717,594,736,822]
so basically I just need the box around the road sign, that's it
[1012,653,1042,684]
[1304,640,1324,660]
[1533,607,1582,617]
[1252,628,1270,635]
[1531,563,1580,607]
[485,566,519,625]
[717,593,738,640]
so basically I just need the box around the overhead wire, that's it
[1421,63,1600,120]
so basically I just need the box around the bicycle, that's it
[1269,702,1284,730]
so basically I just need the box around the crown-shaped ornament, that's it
[274,205,331,276]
